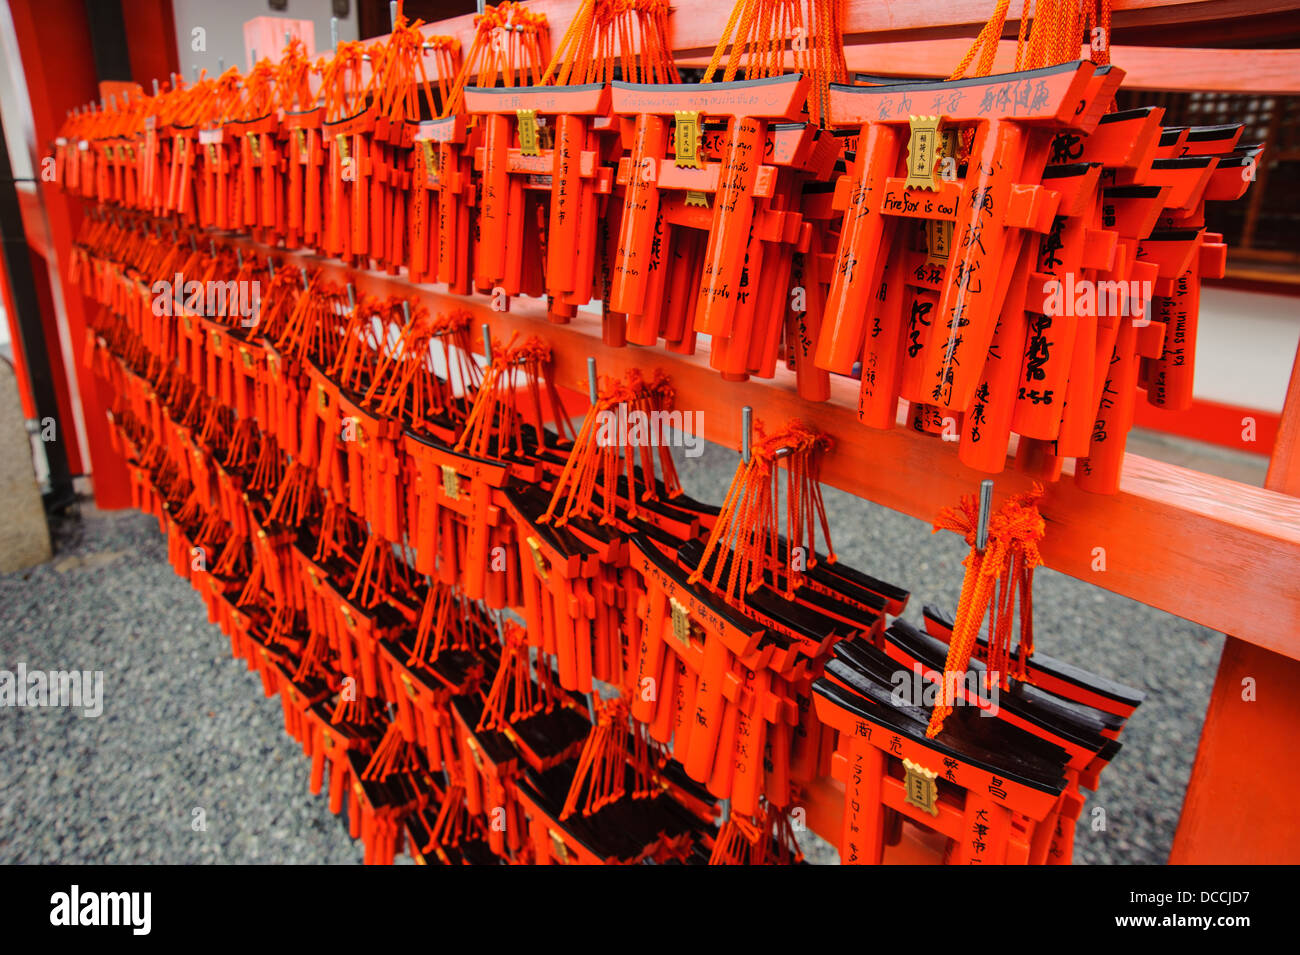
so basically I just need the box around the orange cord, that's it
[924,484,1045,738]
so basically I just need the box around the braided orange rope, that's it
[702,0,845,126]
[559,695,649,819]
[542,0,678,87]
[689,421,833,607]
[443,3,549,118]
[924,484,1045,738]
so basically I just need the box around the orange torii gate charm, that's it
[817,62,1122,416]
[410,115,476,294]
[608,75,810,341]
[814,639,1070,865]
[463,84,615,314]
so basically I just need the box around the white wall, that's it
[170,0,359,79]
[1195,287,1300,413]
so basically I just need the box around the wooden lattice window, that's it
[1116,90,1300,273]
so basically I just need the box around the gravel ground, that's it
[0,507,362,864]
[0,436,1224,865]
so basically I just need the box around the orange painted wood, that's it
[1131,396,1279,453]
[381,0,1300,87]
[1169,639,1300,863]
[1265,340,1300,492]
[678,41,1300,94]
[238,240,1300,661]
[1171,338,1300,863]
[797,775,948,859]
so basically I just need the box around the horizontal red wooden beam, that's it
[395,0,1300,53]
[236,239,1300,661]
[368,0,1300,93]
[1132,396,1280,453]
[679,40,1300,93]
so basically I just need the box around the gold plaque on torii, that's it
[905,115,948,192]
[902,757,940,816]
[516,109,540,157]
[674,110,703,169]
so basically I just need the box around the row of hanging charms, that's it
[814,0,1257,492]
[50,0,1261,493]
[70,35,1153,865]
[76,212,855,863]
[77,207,1144,865]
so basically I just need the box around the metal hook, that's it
[481,324,492,363]
[331,17,340,51]
[401,301,412,324]
[975,479,994,553]
[302,270,310,292]
[347,283,356,312]
[741,406,752,464]
[587,357,598,404]
[390,0,399,31]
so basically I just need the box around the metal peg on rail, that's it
[741,406,752,464]
[331,17,339,50]
[267,257,275,278]
[347,283,356,312]
[481,324,492,363]
[401,301,412,324]
[251,49,258,66]
[152,78,159,96]
[587,357,598,405]
[390,1,399,30]
[975,479,994,554]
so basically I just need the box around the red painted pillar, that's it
[1170,340,1300,863]
[7,0,135,506]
